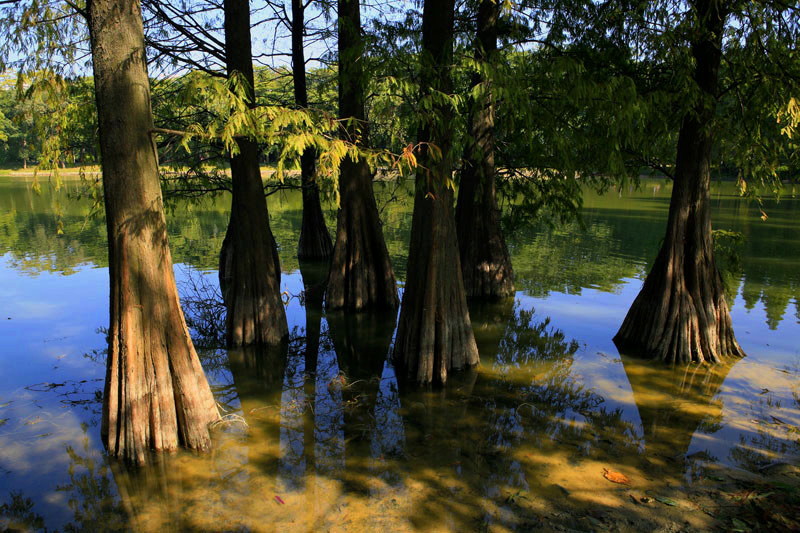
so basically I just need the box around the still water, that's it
[0,177,798,531]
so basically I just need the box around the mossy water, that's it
[1,177,798,531]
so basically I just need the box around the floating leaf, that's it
[602,468,630,485]
[274,495,285,505]
[653,495,678,506]
[0,418,8,427]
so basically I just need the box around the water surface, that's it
[0,177,798,531]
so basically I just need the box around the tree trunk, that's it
[292,0,333,261]
[219,0,288,347]
[392,0,479,385]
[327,0,398,311]
[613,0,744,365]
[88,0,219,464]
[456,0,514,300]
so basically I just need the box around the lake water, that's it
[0,176,798,531]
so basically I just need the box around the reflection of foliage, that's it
[508,217,642,297]
[713,228,744,303]
[495,305,581,367]
[2,178,798,327]
[177,267,226,349]
[58,426,127,532]
[472,301,638,458]
[0,491,46,532]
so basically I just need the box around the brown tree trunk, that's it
[88,0,219,464]
[327,0,398,311]
[392,0,479,385]
[613,0,744,365]
[292,0,333,261]
[219,0,288,347]
[456,0,514,300]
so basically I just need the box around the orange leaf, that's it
[602,468,630,485]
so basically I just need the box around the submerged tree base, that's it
[613,168,745,366]
[327,158,398,311]
[393,187,480,385]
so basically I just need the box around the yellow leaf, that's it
[602,468,630,485]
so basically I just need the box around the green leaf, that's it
[653,495,678,507]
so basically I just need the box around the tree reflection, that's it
[467,300,616,529]
[371,362,405,462]
[2,180,797,327]
[227,343,288,478]
[327,308,400,491]
[274,262,329,491]
[620,354,736,480]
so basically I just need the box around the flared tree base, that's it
[327,158,398,311]
[614,247,745,365]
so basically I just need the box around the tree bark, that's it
[327,0,398,311]
[219,0,288,347]
[88,0,219,464]
[292,0,333,261]
[392,0,480,385]
[613,0,744,365]
[455,0,514,300]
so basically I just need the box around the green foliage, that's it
[1,0,797,231]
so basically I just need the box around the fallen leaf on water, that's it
[274,495,285,505]
[653,495,678,506]
[602,468,630,485]
[0,418,8,427]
